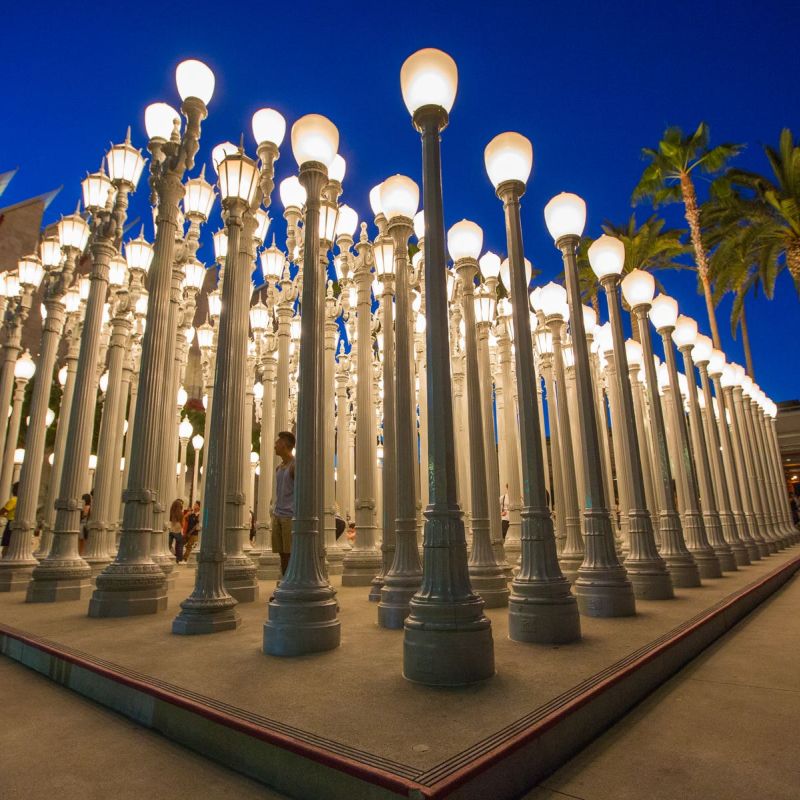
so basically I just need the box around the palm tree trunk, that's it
[680,173,722,349]
[739,299,755,378]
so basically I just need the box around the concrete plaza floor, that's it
[525,570,800,800]
[1,547,798,798]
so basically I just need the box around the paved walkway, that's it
[525,572,800,800]
[0,656,287,800]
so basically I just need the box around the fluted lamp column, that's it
[621,270,700,587]
[538,283,585,581]
[90,62,209,616]
[264,114,341,656]
[400,49,494,684]
[590,237,673,599]
[649,296,722,578]
[449,220,508,608]
[486,133,581,639]
[34,133,145,603]
[673,315,736,571]
[545,192,635,617]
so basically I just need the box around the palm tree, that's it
[632,123,744,348]
[715,128,800,293]
[566,215,689,319]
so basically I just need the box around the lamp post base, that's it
[88,565,169,617]
[403,619,495,686]
[172,602,241,635]
[257,551,282,580]
[0,563,35,593]
[508,587,581,644]
[26,576,92,603]
[625,568,675,600]
[574,572,636,618]
[662,555,702,588]
[378,582,418,629]
[341,549,382,586]
[558,554,583,584]
[263,590,341,656]
[467,567,510,608]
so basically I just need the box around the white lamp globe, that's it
[179,418,194,440]
[447,219,483,261]
[539,281,568,318]
[412,210,425,240]
[254,208,271,244]
[45,408,55,427]
[177,387,188,407]
[621,268,656,308]
[484,132,533,188]
[335,205,358,239]
[192,434,204,451]
[625,339,644,367]
[18,255,44,289]
[479,251,501,280]
[648,294,679,331]
[250,451,260,466]
[499,256,532,292]
[529,286,543,313]
[14,448,24,466]
[672,315,699,349]
[741,374,754,396]
[691,333,713,364]
[380,175,419,220]
[260,239,285,281]
[594,322,613,356]
[291,114,339,168]
[40,237,62,269]
[57,213,91,252]
[99,371,109,394]
[369,183,384,217]
[106,135,146,188]
[588,235,625,279]
[544,193,586,241]
[211,141,238,173]
[708,348,726,377]
[217,151,260,205]
[135,295,148,317]
[175,59,215,104]
[144,102,179,140]
[582,304,598,334]
[328,154,346,184]
[253,381,264,401]
[14,352,35,381]
[400,48,458,115]
[251,108,286,147]
[196,324,214,350]
[249,301,270,332]
[108,254,128,288]
[279,176,306,209]
[183,170,216,220]
[58,366,68,387]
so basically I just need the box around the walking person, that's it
[79,492,91,555]
[169,498,184,564]
[183,500,201,561]
[500,484,510,540]
[271,431,296,576]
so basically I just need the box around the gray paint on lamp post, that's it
[600,277,673,599]
[496,180,582,639]
[555,232,634,617]
[677,346,737,571]
[403,105,494,685]
[657,328,722,578]
[263,160,340,656]
[378,215,424,626]
[631,308,700,587]
[342,227,383,585]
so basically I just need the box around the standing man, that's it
[272,431,296,575]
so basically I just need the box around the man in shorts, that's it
[271,431,296,575]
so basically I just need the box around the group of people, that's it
[168,499,201,563]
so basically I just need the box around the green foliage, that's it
[632,123,744,208]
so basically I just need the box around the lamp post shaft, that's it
[497,181,580,641]
[632,308,700,587]
[403,107,494,685]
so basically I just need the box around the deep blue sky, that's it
[3,1,798,400]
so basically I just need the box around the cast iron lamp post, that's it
[620,270,701,586]
[589,237,673,599]
[264,114,341,656]
[672,315,736,571]
[648,296,722,577]
[544,192,635,617]
[378,174,424,627]
[400,48,494,684]
[88,60,210,616]
[448,220,508,608]
[485,132,581,640]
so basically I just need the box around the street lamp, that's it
[89,59,210,617]
[589,237,673,599]
[486,132,581,640]
[545,191,635,617]
[620,269,701,587]
[400,48,494,685]
[377,173,425,628]
[672,315,737,571]
[448,219,509,609]
[264,113,341,657]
